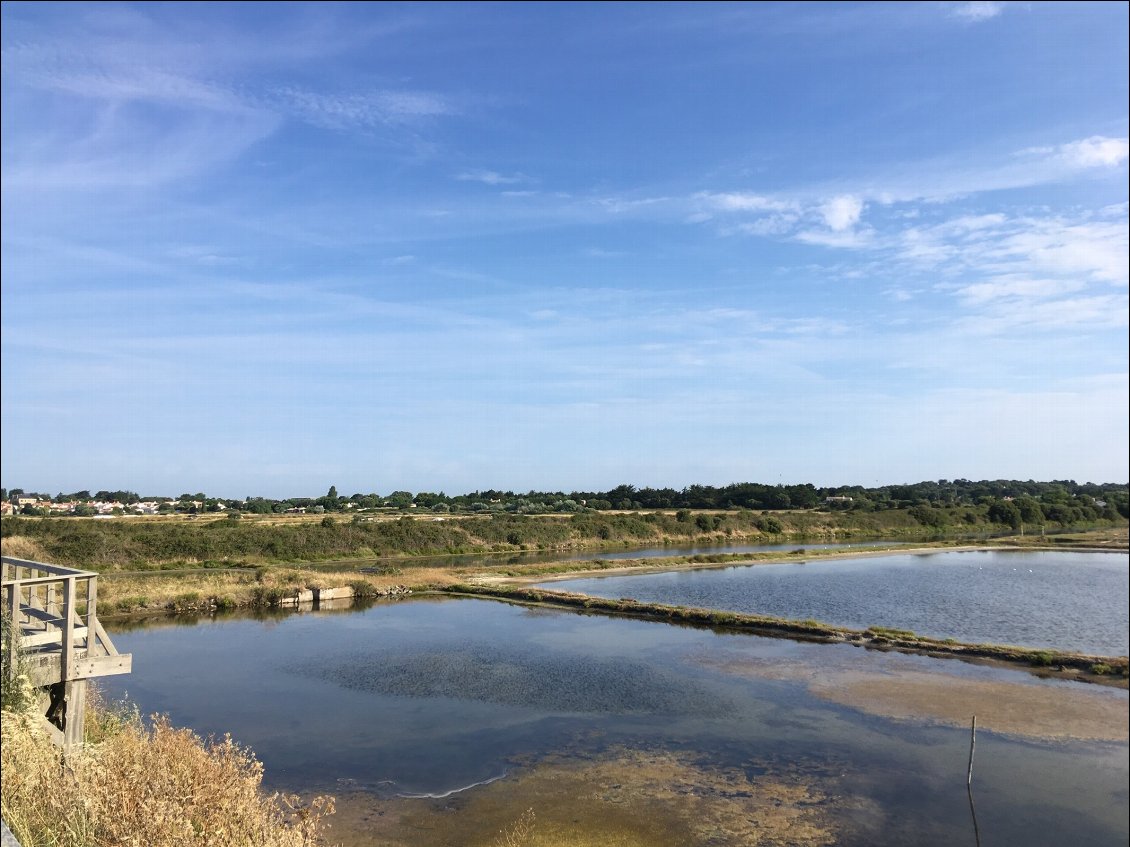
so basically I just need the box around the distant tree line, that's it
[3,479,1127,526]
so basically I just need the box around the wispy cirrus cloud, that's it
[949,2,1005,23]
[273,86,454,129]
[896,210,1130,335]
[695,191,794,213]
[456,169,530,185]
[1,15,461,194]
[954,275,1086,306]
[683,134,1127,262]
[3,49,251,113]
[954,293,1129,334]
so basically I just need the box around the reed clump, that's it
[1,697,333,847]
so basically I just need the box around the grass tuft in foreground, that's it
[1,694,333,847]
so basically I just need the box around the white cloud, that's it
[956,293,1129,334]
[734,215,800,236]
[950,2,1004,23]
[794,227,873,248]
[954,276,1085,305]
[898,214,1129,287]
[274,86,452,129]
[819,195,864,231]
[456,169,528,185]
[994,219,1129,285]
[595,196,671,214]
[1016,135,1130,170]
[697,191,792,212]
[1058,136,1130,169]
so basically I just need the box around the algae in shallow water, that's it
[327,746,864,847]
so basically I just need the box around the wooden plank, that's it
[1,573,80,589]
[19,604,67,628]
[61,576,75,683]
[93,618,119,656]
[21,627,88,648]
[64,679,87,754]
[27,653,132,687]
[86,577,97,635]
[1,556,98,578]
[68,653,131,680]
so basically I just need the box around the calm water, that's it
[300,538,915,573]
[540,550,1130,655]
[102,598,1128,846]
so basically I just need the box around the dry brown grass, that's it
[494,808,536,847]
[1,705,334,847]
[1,534,50,561]
[98,566,454,615]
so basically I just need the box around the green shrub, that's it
[1,608,33,713]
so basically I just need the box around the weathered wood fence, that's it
[2,556,131,752]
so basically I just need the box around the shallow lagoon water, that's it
[103,596,1128,846]
[541,549,1130,655]
[299,538,915,573]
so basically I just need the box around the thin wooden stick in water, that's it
[967,715,977,786]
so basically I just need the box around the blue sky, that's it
[2,1,1127,499]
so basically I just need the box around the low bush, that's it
[1,703,333,847]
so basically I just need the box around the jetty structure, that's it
[2,556,131,753]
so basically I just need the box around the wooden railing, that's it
[2,556,131,751]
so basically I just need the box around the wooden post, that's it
[966,714,981,847]
[966,715,977,786]
[85,576,97,652]
[4,580,17,683]
[63,678,87,755]
[61,575,75,685]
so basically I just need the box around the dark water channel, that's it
[541,550,1130,656]
[102,596,1128,846]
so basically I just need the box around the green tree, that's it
[1014,496,1044,525]
[386,491,414,509]
[987,499,1022,529]
[758,516,784,534]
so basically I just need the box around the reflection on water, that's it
[300,642,732,716]
[541,550,1130,655]
[102,597,1128,847]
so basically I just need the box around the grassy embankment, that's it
[1,505,1057,573]
[1,515,1124,681]
[0,513,1124,618]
